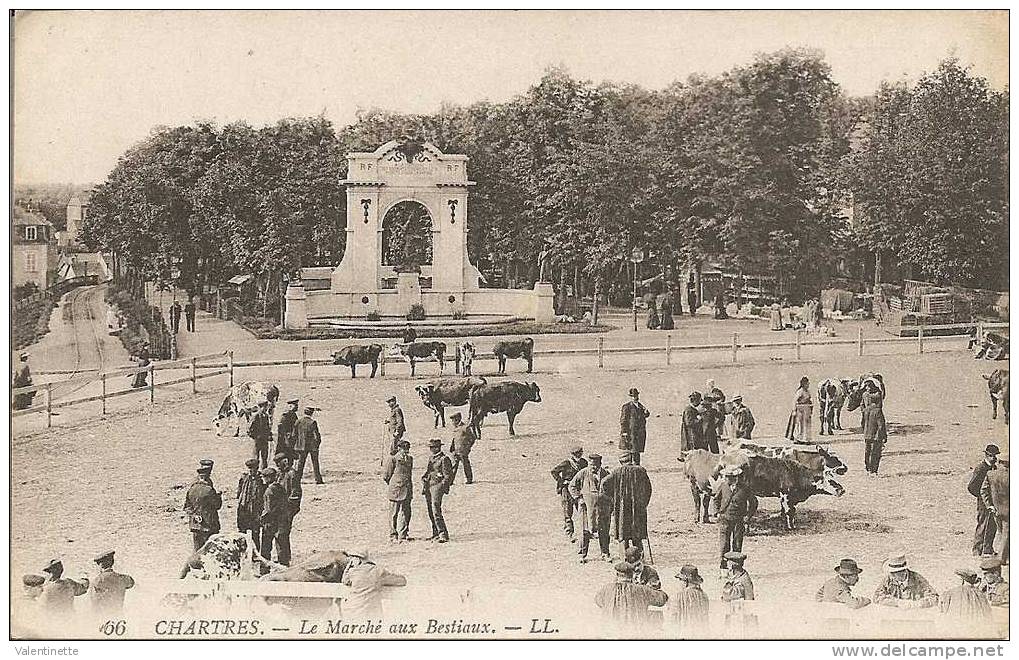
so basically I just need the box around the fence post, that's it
[228,351,234,387]
[101,374,107,415]
[858,326,864,357]
[795,330,802,361]
[731,333,739,364]
[380,349,387,377]
[301,346,308,380]
[598,337,604,368]
[917,325,924,354]
[44,384,52,429]
[666,334,672,366]
[149,364,155,403]
[977,321,984,346]
[191,357,197,394]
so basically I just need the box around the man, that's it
[861,379,887,474]
[551,446,588,542]
[89,550,135,616]
[969,444,1000,556]
[940,568,991,622]
[341,548,407,621]
[131,350,150,389]
[422,437,454,543]
[237,458,265,549]
[603,450,652,558]
[248,401,273,469]
[402,324,417,345]
[715,465,756,569]
[40,559,89,614]
[184,298,196,332]
[873,553,938,608]
[815,558,870,609]
[169,301,182,334]
[731,395,756,441]
[384,396,406,457]
[275,452,302,564]
[569,452,611,563]
[260,466,288,564]
[625,545,661,590]
[686,281,698,316]
[980,457,1009,564]
[979,556,1008,606]
[720,552,755,602]
[20,574,46,604]
[13,352,33,410]
[594,561,669,630]
[671,565,709,635]
[294,406,324,484]
[698,395,720,454]
[184,459,222,550]
[383,440,414,542]
[448,412,477,484]
[680,392,703,452]
[619,388,650,465]
[276,399,300,460]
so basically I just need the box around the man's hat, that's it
[42,559,62,574]
[287,399,299,405]
[273,452,290,463]
[450,412,463,421]
[197,459,214,473]
[985,444,1001,456]
[304,406,319,414]
[980,556,1003,571]
[723,551,746,564]
[259,467,278,478]
[955,568,979,583]
[245,458,260,469]
[588,452,602,461]
[624,546,643,562]
[885,553,909,572]
[386,396,398,404]
[94,550,115,564]
[689,391,702,401]
[628,388,639,397]
[614,561,636,577]
[569,444,583,455]
[835,559,863,575]
[397,440,411,449]
[618,450,634,463]
[675,565,703,584]
[732,395,743,403]
[19,352,29,360]
[428,437,443,448]
[347,547,370,560]
[23,574,45,587]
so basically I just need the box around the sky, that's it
[12,9,1009,185]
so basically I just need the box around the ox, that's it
[332,344,384,378]
[456,341,477,375]
[734,441,848,477]
[817,378,850,435]
[393,341,446,377]
[493,338,534,374]
[983,369,1010,424]
[415,376,488,428]
[179,532,277,580]
[468,381,541,438]
[214,382,280,437]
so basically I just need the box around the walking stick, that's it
[644,536,654,565]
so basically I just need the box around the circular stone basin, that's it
[310,315,524,330]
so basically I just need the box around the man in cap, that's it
[625,545,661,590]
[873,553,938,608]
[342,547,407,621]
[816,559,870,608]
[730,395,756,441]
[569,452,611,562]
[671,565,709,635]
[383,439,414,542]
[422,437,454,542]
[721,552,755,602]
[260,466,289,564]
[680,392,703,452]
[275,452,302,559]
[979,556,1009,606]
[619,388,650,465]
[602,450,653,559]
[551,445,588,542]
[13,352,33,410]
[594,561,669,631]
[236,458,265,549]
[449,411,477,485]
[940,568,991,622]
[39,559,89,614]
[20,574,46,604]
[276,399,300,459]
[184,459,222,551]
[384,396,406,457]
[698,393,721,454]
[968,444,1000,557]
[294,406,324,484]
[13,574,46,635]
[715,464,756,569]
[90,550,135,616]
[245,400,272,471]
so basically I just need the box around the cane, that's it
[643,536,654,565]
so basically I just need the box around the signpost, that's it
[630,248,644,332]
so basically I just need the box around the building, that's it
[13,205,58,289]
[61,192,90,247]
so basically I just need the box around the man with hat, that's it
[671,565,709,635]
[698,393,721,454]
[594,561,669,630]
[13,351,34,410]
[422,437,454,543]
[236,457,266,549]
[680,392,703,452]
[603,450,653,559]
[275,452,303,559]
[979,556,1009,606]
[619,388,650,465]
[90,550,135,615]
[969,444,1001,556]
[184,459,223,551]
[384,396,406,458]
[980,454,1009,564]
[259,466,290,564]
[551,446,588,542]
[20,573,46,604]
[39,559,89,614]
[715,464,756,569]
[721,552,755,601]
[448,411,477,485]
[816,559,870,608]
[730,395,756,441]
[383,439,414,542]
[342,547,407,621]
[569,452,611,562]
[940,568,991,621]
[873,553,938,608]
[625,545,661,590]
[276,399,300,459]
[294,406,324,484]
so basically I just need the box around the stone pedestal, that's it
[396,271,423,315]
[284,283,308,329]
[532,282,556,323]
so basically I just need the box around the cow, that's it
[213,382,280,437]
[680,448,723,523]
[456,341,477,375]
[817,378,850,435]
[415,376,488,428]
[493,338,534,374]
[393,341,446,377]
[468,381,541,438]
[734,441,848,477]
[260,551,353,583]
[331,344,384,378]
[178,531,277,580]
[983,369,1010,424]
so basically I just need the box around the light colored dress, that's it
[785,386,813,443]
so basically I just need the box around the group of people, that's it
[679,388,756,453]
[18,551,136,622]
[167,298,197,334]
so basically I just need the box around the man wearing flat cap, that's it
[619,388,650,465]
[449,412,477,485]
[594,561,669,630]
[275,452,302,559]
[680,392,703,452]
[721,552,755,602]
[940,568,991,622]
[237,458,266,549]
[248,400,274,469]
[671,565,709,634]
[295,406,324,484]
[551,445,588,542]
[979,556,1009,606]
[90,550,135,615]
[715,464,756,569]
[383,439,414,542]
[968,444,1000,557]
[422,438,454,543]
[873,553,938,609]
[384,396,406,458]
[260,466,290,564]
[40,559,89,614]
[184,459,222,551]
[602,450,653,559]
[276,399,300,460]
[816,559,870,608]
[569,452,611,562]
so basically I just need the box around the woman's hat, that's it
[614,561,636,577]
[954,568,979,583]
[835,559,863,575]
[885,553,909,572]
[675,565,703,584]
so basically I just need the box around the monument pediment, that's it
[345,139,470,186]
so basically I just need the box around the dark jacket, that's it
[551,456,588,495]
[294,416,321,452]
[248,410,273,444]
[968,461,993,507]
[680,404,702,451]
[184,476,222,533]
[450,423,477,456]
[383,451,414,501]
[715,481,756,522]
[619,401,650,452]
[281,467,303,516]
[90,569,135,614]
[277,410,298,450]
[422,451,454,494]
[261,481,289,528]
[236,471,266,530]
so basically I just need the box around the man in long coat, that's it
[680,392,703,452]
[968,444,999,557]
[294,406,324,484]
[383,439,414,541]
[248,401,273,469]
[384,396,406,458]
[184,459,222,550]
[603,451,652,558]
[236,458,265,549]
[619,388,650,465]
[259,467,289,563]
[551,446,588,541]
[422,437,454,543]
[276,399,300,460]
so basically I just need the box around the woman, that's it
[785,376,813,444]
[861,380,888,475]
[770,302,783,331]
[645,293,660,330]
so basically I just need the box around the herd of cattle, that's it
[329,338,535,378]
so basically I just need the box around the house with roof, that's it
[61,192,90,247]
[13,205,58,289]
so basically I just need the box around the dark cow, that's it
[332,344,384,378]
[817,378,850,435]
[468,381,541,438]
[395,341,446,377]
[214,382,280,437]
[456,341,477,375]
[415,376,488,428]
[493,338,534,374]
[260,551,352,583]
[983,369,1010,424]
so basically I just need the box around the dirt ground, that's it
[9,348,1010,638]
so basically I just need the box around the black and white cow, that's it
[213,382,280,437]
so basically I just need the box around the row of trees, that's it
[80,50,1009,320]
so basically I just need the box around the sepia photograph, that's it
[7,8,1011,646]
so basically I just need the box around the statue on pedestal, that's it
[537,247,553,284]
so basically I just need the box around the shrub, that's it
[105,282,173,358]
[451,308,467,320]
[12,297,55,350]
[406,304,426,321]
[366,310,381,322]
[13,282,40,301]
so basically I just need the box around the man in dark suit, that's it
[294,406,324,484]
[183,459,223,550]
[680,392,703,452]
[383,439,414,541]
[619,388,650,465]
[236,458,265,549]
[275,452,302,563]
[259,467,289,563]
[968,444,1000,556]
[715,465,756,569]
[551,445,588,542]
[276,399,300,460]
[184,299,196,331]
[422,438,454,543]
[448,412,477,484]
[248,401,273,469]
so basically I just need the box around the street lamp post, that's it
[630,248,644,332]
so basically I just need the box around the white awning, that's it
[228,274,253,285]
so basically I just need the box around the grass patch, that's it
[238,319,615,340]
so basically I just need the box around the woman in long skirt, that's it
[785,376,813,443]
[861,380,888,474]
[770,302,783,331]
